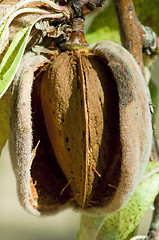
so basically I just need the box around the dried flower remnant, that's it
[8,0,152,216]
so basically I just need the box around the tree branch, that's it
[112,0,158,75]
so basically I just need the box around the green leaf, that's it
[0,25,31,98]
[77,162,159,240]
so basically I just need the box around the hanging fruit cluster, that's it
[5,0,152,215]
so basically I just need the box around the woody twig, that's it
[112,0,158,75]
[146,194,159,240]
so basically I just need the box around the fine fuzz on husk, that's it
[9,41,152,216]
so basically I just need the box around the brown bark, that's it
[112,0,145,73]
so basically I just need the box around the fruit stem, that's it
[61,17,89,48]
[69,18,88,46]
[63,0,106,47]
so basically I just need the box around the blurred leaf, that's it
[77,162,159,240]
[149,80,158,117]
[150,56,159,140]
[134,0,159,35]
[85,2,120,45]
[77,215,104,240]
[0,25,31,98]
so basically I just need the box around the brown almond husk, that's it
[9,41,152,216]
